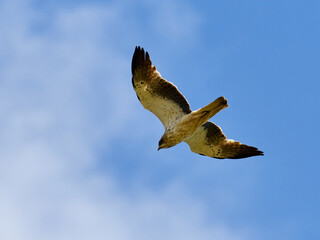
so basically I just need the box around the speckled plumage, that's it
[131,46,263,159]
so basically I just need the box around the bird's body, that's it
[157,97,229,148]
[131,46,263,159]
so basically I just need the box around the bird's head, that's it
[158,135,171,151]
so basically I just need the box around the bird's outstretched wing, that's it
[132,46,191,128]
[185,121,264,159]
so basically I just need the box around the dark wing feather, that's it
[132,46,191,128]
[185,121,263,159]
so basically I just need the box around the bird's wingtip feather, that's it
[132,46,151,75]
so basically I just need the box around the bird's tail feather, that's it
[197,96,228,121]
[180,97,228,135]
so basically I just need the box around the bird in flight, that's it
[131,46,263,159]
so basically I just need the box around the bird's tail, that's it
[185,97,228,132]
[197,96,228,121]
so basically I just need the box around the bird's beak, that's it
[157,146,161,151]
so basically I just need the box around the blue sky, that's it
[0,0,319,239]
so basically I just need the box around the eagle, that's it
[131,46,263,159]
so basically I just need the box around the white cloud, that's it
[0,1,251,239]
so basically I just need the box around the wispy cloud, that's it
[141,0,203,44]
[0,0,250,239]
